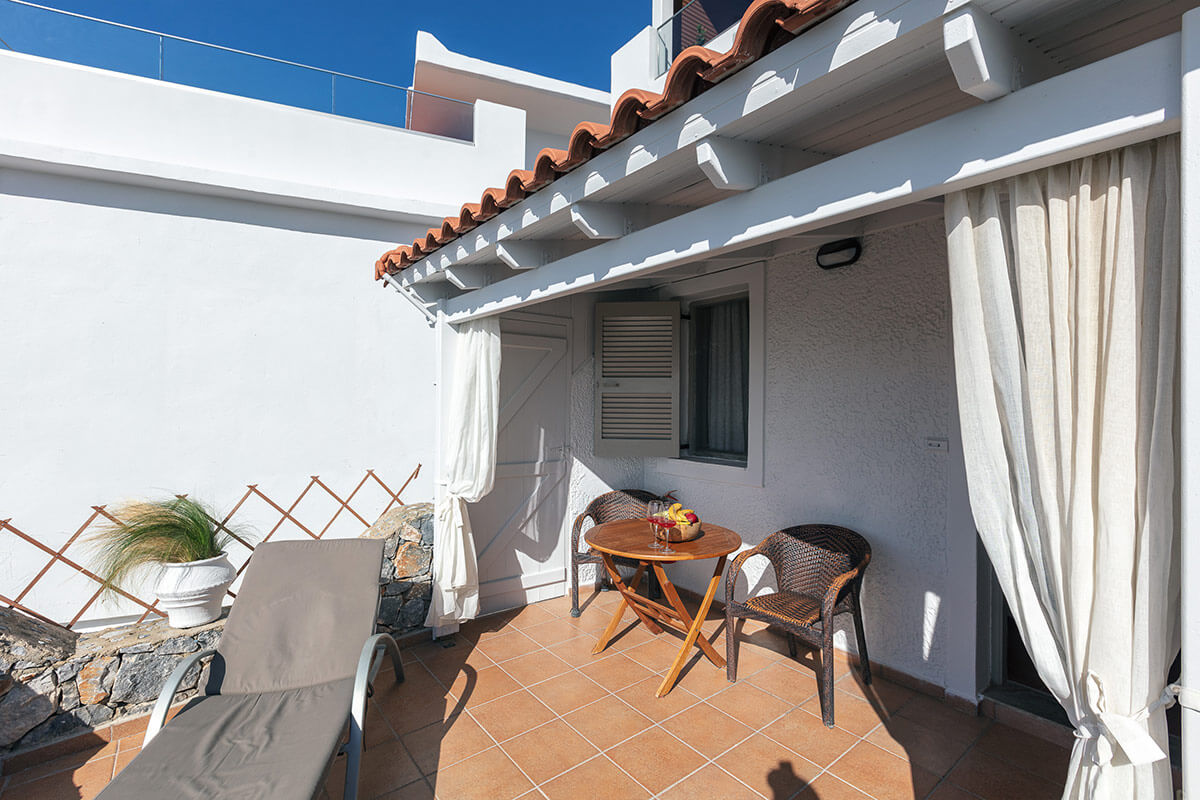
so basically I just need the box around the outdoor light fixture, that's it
[816,237,863,270]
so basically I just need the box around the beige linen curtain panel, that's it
[426,316,501,630]
[946,136,1180,799]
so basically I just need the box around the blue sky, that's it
[0,0,647,122]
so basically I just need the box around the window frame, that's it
[653,262,766,488]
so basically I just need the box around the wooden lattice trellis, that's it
[1,465,420,630]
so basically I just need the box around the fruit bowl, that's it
[657,519,702,542]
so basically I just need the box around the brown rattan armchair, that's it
[724,525,871,727]
[570,489,667,617]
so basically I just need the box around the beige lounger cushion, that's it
[97,539,385,800]
[98,678,353,800]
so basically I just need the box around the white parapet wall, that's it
[0,50,529,626]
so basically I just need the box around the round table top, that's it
[585,519,742,562]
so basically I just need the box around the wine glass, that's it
[646,500,665,549]
[658,515,676,555]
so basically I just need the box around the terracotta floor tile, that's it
[539,754,650,800]
[926,784,985,800]
[660,701,754,759]
[376,778,435,800]
[748,661,820,706]
[727,642,781,679]
[795,773,875,800]
[709,681,792,729]
[604,624,661,653]
[2,757,114,800]
[459,612,520,643]
[866,714,976,776]
[379,683,459,736]
[108,714,150,741]
[505,604,559,630]
[532,593,579,618]
[801,692,885,736]
[717,733,820,800]
[528,670,608,715]
[578,653,654,693]
[357,738,425,798]
[429,746,533,800]
[673,653,738,698]
[469,689,556,743]
[562,696,654,751]
[498,649,572,686]
[115,733,144,753]
[545,634,603,668]
[6,743,117,787]
[475,630,542,664]
[448,664,523,707]
[1,732,111,776]
[500,719,599,784]
[605,726,707,795]
[657,763,763,800]
[828,741,939,800]
[113,747,140,777]
[402,713,495,776]
[621,637,685,670]
[414,642,495,685]
[945,748,1062,800]
[972,722,1071,785]
[895,695,989,743]
[836,674,916,715]
[614,676,700,723]
[762,707,859,768]
[521,618,591,648]
[365,700,400,747]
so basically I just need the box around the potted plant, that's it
[91,497,245,628]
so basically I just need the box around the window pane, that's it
[689,296,749,463]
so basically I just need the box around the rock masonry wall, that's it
[0,502,433,756]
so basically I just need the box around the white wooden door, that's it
[468,314,570,615]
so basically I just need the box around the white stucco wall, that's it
[0,52,536,626]
[564,218,979,697]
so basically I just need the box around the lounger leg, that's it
[346,633,402,800]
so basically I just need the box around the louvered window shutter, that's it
[594,301,680,457]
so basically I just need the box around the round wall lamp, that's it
[816,237,863,270]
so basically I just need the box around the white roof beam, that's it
[569,203,636,239]
[443,264,494,290]
[443,33,1178,323]
[496,241,565,271]
[696,138,768,191]
[943,4,1055,101]
[381,274,438,325]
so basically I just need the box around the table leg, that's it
[651,563,725,668]
[655,555,728,698]
[592,557,661,655]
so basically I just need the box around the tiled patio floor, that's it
[0,589,1070,799]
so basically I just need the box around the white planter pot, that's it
[155,553,236,628]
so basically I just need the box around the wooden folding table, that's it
[585,519,742,697]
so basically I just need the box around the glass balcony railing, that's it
[654,0,750,77]
[0,0,475,140]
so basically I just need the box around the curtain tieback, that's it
[1073,673,1180,766]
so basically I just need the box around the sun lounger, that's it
[97,539,403,800]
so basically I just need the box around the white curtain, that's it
[946,136,1180,799]
[425,316,501,629]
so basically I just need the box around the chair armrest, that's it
[821,567,864,622]
[345,633,403,800]
[724,542,767,608]
[143,648,216,746]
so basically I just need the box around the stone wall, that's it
[0,502,434,756]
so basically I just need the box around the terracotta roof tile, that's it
[376,0,855,281]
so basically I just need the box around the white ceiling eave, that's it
[438,31,1178,322]
[396,0,954,293]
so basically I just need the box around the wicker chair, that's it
[570,489,667,617]
[724,525,872,727]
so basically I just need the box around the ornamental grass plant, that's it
[90,496,243,596]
